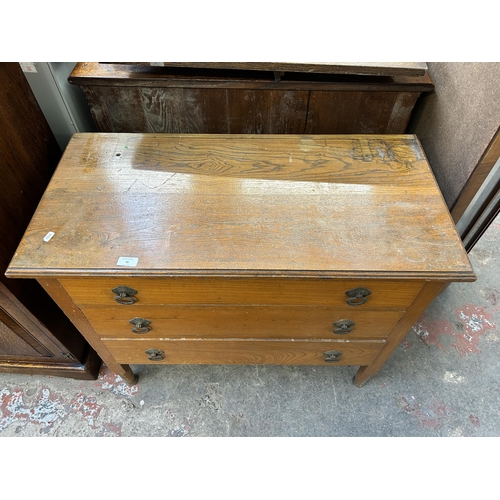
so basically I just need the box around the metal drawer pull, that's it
[112,285,138,305]
[145,348,164,361]
[129,317,151,334]
[333,319,355,335]
[323,350,342,362]
[345,287,371,306]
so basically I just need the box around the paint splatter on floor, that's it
[452,304,496,356]
[469,414,481,427]
[413,303,496,356]
[99,421,123,437]
[94,365,139,398]
[167,417,194,436]
[70,394,103,428]
[0,387,68,433]
[400,339,413,350]
[0,365,139,436]
[413,315,454,352]
[401,395,452,429]
[480,287,500,307]
[0,385,124,435]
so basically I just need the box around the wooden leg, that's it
[37,278,138,385]
[120,364,138,385]
[353,366,371,387]
[352,281,446,387]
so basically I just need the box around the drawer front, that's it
[61,277,423,308]
[102,338,385,366]
[82,305,404,340]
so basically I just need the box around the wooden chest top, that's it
[6,133,474,281]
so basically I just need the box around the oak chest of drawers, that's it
[6,133,475,386]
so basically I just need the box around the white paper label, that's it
[116,257,138,267]
[149,62,164,66]
[43,231,55,242]
[20,62,37,73]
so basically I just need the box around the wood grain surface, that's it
[6,134,474,281]
[69,63,433,135]
[79,87,422,135]
[304,91,419,134]
[69,63,433,90]
[0,281,63,358]
[103,338,385,365]
[0,309,49,356]
[60,277,423,308]
[82,305,404,340]
[107,62,429,77]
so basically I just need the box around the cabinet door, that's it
[0,308,52,358]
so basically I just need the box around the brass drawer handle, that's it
[129,317,151,334]
[112,285,138,305]
[345,287,371,306]
[333,319,355,335]
[324,350,342,362]
[145,348,164,361]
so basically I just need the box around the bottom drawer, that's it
[103,339,385,366]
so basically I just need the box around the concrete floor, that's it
[1,218,499,437]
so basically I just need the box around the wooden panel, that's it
[81,87,147,133]
[79,87,109,130]
[136,88,308,134]
[0,63,60,293]
[69,63,434,91]
[83,87,309,134]
[81,305,405,340]
[0,282,60,357]
[225,90,307,134]
[84,86,420,136]
[138,87,229,134]
[61,277,423,308]
[70,63,433,136]
[0,309,46,357]
[103,338,385,365]
[6,134,474,281]
[0,280,101,379]
[385,92,420,134]
[119,62,429,77]
[0,358,102,378]
[305,91,399,134]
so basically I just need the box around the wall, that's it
[22,63,96,150]
[408,62,500,209]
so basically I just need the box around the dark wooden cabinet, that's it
[69,63,433,135]
[0,63,101,379]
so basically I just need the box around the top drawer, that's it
[60,277,423,309]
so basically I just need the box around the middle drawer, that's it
[81,305,404,340]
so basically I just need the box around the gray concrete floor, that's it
[1,218,500,438]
